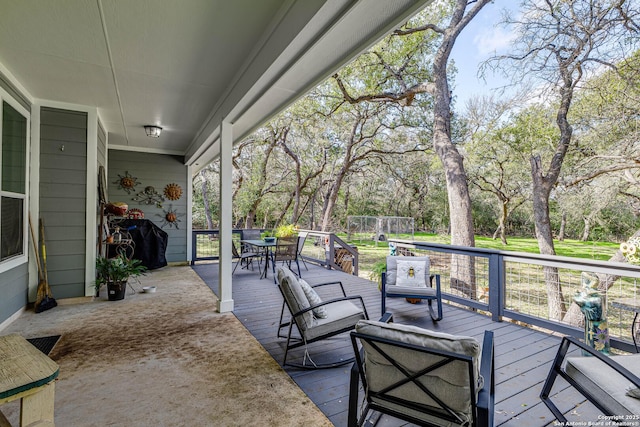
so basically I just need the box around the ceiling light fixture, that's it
[144,125,162,138]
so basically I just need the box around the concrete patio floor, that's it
[0,265,331,427]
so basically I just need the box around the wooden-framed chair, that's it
[349,316,494,427]
[540,335,640,422]
[271,237,301,283]
[382,255,443,321]
[276,267,369,368]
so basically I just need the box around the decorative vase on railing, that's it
[573,272,610,355]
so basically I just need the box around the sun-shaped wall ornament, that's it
[114,171,139,194]
[164,183,183,201]
[158,204,184,229]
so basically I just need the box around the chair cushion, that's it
[566,353,640,415]
[277,268,313,331]
[304,300,365,341]
[386,256,430,287]
[355,320,481,421]
[384,285,437,298]
[299,278,328,319]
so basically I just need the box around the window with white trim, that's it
[0,98,28,266]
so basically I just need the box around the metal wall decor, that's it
[132,186,165,208]
[164,183,183,200]
[158,204,184,229]
[114,171,139,194]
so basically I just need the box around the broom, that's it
[28,214,46,307]
[29,215,57,313]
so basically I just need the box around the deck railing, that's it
[297,230,359,275]
[191,229,359,275]
[389,239,640,353]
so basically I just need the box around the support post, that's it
[217,121,234,312]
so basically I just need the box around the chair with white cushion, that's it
[276,267,369,368]
[382,255,443,321]
[349,316,494,426]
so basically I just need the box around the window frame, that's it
[0,90,29,273]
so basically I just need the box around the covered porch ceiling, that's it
[0,0,433,171]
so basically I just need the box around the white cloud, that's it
[473,26,516,57]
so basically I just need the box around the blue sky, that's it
[450,2,519,108]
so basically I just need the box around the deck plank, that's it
[192,262,596,426]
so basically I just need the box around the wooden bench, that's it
[0,334,59,427]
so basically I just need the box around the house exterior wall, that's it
[0,72,30,326]
[107,150,188,264]
[0,263,28,326]
[39,107,88,299]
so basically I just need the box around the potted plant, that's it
[274,223,297,239]
[262,230,276,243]
[368,260,387,291]
[95,255,147,301]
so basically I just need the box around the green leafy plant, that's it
[368,260,387,290]
[274,224,297,238]
[95,255,147,292]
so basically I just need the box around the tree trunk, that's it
[321,176,344,232]
[200,171,214,229]
[581,216,591,242]
[531,155,566,320]
[558,212,566,241]
[498,200,508,245]
[431,14,476,297]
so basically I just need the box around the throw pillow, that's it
[299,278,328,319]
[277,268,313,330]
[396,259,428,287]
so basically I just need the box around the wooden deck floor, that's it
[191,262,600,427]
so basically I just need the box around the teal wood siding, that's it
[108,151,188,264]
[0,263,28,325]
[40,108,87,298]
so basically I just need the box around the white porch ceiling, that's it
[0,0,432,169]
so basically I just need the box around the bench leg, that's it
[0,409,11,427]
[20,381,55,427]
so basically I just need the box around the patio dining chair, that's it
[540,335,640,422]
[296,231,309,271]
[349,317,494,427]
[271,237,301,283]
[382,255,443,321]
[231,241,260,274]
[276,267,369,368]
